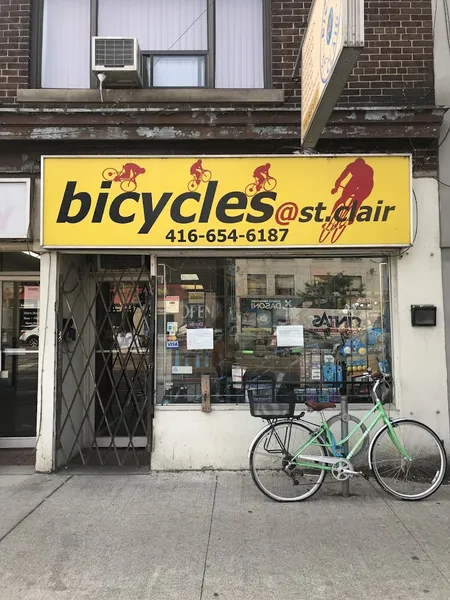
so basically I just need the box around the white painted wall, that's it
[433,0,450,445]
[152,406,266,470]
[35,251,59,472]
[152,177,449,470]
[390,177,449,441]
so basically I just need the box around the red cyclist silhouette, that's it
[188,159,212,191]
[320,158,375,244]
[190,159,204,185]
[253,163,272,191]
[117,162,146,183]
[245,163,277,197]
[330,158,374,220]
[102,162,146,192]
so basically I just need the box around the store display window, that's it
[156,257,391,405]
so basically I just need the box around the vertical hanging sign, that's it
[301,0,365,148]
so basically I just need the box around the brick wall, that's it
[0,0,31,101]
[0,0,436,110]
[272,0,435,107]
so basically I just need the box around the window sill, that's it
[155,403,400,413]
[17,88,284,104]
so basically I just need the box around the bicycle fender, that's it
[367,418,410,470]
[247,419,319,459]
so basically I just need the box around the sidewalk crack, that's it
[0,475,73,545]
[199,473,218,600]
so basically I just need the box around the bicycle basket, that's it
[376,378,392,405]
[244,371,295,419]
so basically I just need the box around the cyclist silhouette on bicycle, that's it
[116,162,146,184]
[253,163,272,191]
[330,158,374,222]
[190,159,205,185]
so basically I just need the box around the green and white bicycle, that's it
[248,370,447,502]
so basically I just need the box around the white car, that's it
[19,326,39,347]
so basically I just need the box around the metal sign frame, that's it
[300,0,365,148]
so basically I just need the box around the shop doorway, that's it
[56,255,155,468]
[0,278,40,447]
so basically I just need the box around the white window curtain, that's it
[41,0,91,88]
[215,0,264,88]
[98,0,207,51]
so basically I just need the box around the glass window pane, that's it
[151,55,206,87]
[156,258,392,406]
[1,281,39,437]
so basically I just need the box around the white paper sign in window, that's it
[187,328,214,350]
[0,179,31,239]
[276,325,304,348]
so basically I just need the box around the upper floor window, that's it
[39,0,266,90]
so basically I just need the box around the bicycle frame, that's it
[288,399,410,472]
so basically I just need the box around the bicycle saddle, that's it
[305,401,336,411]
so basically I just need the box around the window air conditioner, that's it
[92,37,143,88]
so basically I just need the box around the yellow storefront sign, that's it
[41,155,412,249]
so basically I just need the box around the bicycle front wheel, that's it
[264,177,277,191]
[370,419,446,500]
[249,421,327,502]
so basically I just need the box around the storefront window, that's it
[156,258,391,405]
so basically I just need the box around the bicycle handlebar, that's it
[347,368,384,381]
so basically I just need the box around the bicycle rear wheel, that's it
[249,421,326,502]
[370,419,446,500]
[102,167,118,181]
[245,183,257,197]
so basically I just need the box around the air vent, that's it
[95,38,135,68]
[92,37,143,88]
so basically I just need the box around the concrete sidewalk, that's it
[0,471,450,600]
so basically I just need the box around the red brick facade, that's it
[0,0,436,108]
[272,0,435,107]
[0,0,31,101]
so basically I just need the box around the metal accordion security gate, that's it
[56,254,155,467]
